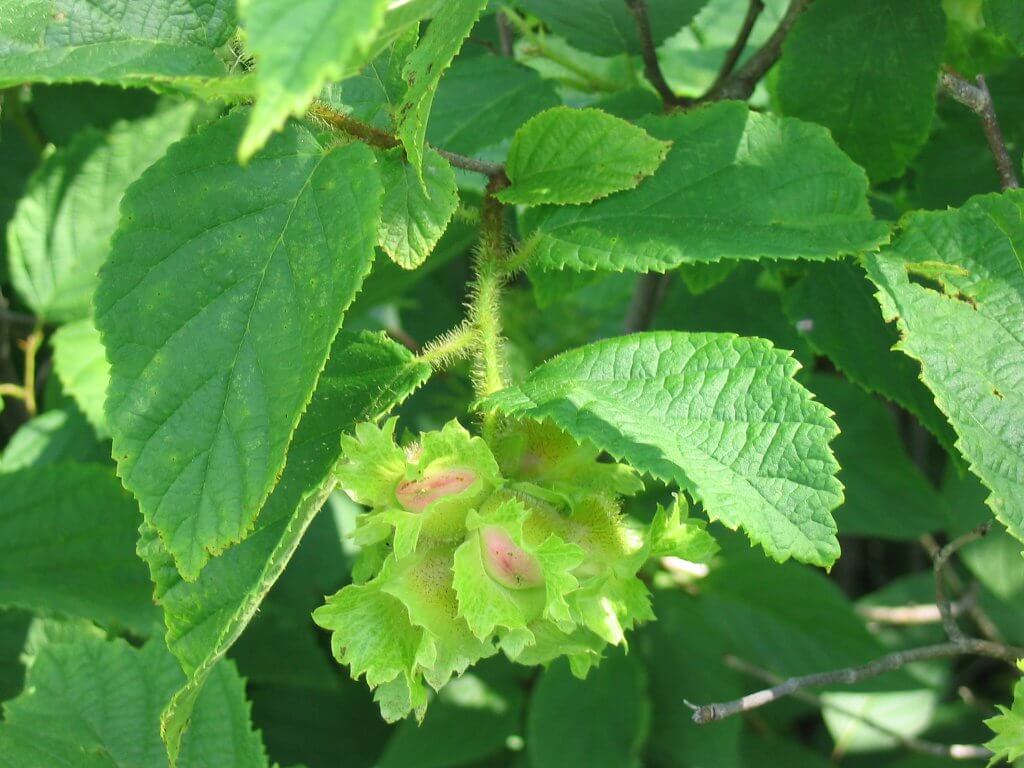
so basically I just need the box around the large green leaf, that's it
[527,651,649,768]
[238,0,389,159]
[0,0,244,94]
[810,374,946,540]
[517,0,706,56]
[864,191,1024,544]
[498,107,670,206]
[781,260,956,453]
[774,0,945,181]
[483,332,843,567]
[396,0,488,177]
[426,56,560,157]
[0,631,267,767]
[522,102,890,273]
[95,110,382,580]
[51,318,111,436]
[140,331,430,763]
[377,146,459,269]
[984,0,1024,49]
[7,106,193,322]
[0,463,157,634]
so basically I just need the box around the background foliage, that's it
[1,0,1024,765]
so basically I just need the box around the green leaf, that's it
[985,662,1024,765]
[984,0,1024,49]
[0,631,268,768]
[497,107,670,206]
[427,56,561,156]
[483,332,843,567]
[0,463,157,634]
[863,191,1024,545]
[810,375,947,540]
[95,110,382,580]
[781,260,957,453]
[396,0,489,177]
[0,407,108,472]
[522,102,890,273]
[7,106,194,322]
[378,146,459,269]
[0,0,243,94]
[142,331,430,762]
[774,0,945,181]
[238,0,389,160]
[527,651,649,768]
[377,665,524,768]
[52,318,110,437]
[517,0,706,56]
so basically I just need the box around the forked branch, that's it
[940,70,1021,190]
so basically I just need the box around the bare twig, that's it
[701,0,813,102]
[710,0,765,92]
[940,70,1020,190]
[922,533,1006,644]
[934,522,992,643]
[858,586,977,626]
[625,0,684,108]
[623,273,669,333]
[690,638,1024,724]
[308,102,506,178]
[722,656,991,761]
[497,10,514,57]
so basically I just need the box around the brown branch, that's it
[701,0,813,102]
[690,638,1024,725]
[710,0,765,92]
[940,70,1020,190]
[497,10,514,57]
[934,522,992,643]
[626,0,684,108]
[721,656,991,761]
[858,586,976,626]
[308,102,506,178]
[623,273,669,333]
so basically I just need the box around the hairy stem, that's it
[417,323,476,370]
[308,102,505,178]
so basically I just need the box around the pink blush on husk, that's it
[396,468,477,512]
[480,526,543,589]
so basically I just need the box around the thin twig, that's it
[690,638,1024,724]
[623,273,669,333]
[497,10,514,57]
[935,522,992,643]
[858,586,977,626]
[940,70,1020,190]
[308,103,506,178]
[722,656,991,761]
[0,383,26,399]
[20,326,43,416]
[625,0,683,108]
[922,533,1006,644]
[710,0,765,92]
[701,0,813,102]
